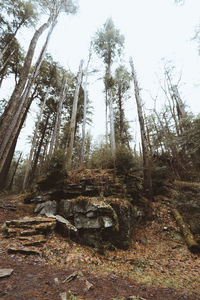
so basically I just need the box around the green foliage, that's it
[115,145,135,174]
[0,0,38,33]
[88,143,113,169]
[43,149,67,180]
[93,18,124,67]
[89,141,141,174]
[37,0,78,18]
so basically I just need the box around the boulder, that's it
[57,196,136,249]
[104,197,134,249]
[58,196,118,248]
[59,196,118,230]
[34,200,57,217]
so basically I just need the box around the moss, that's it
[174,180,200,191]
[172,208,200,253]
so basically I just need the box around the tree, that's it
[22,90,49,191]
[65,59,84,170]
[113,65,131,147]
[0,37,24,87]
[0,0,38,60]
[49,74,67,156]
[129,57,153,200]
[80,46,92,167]
[93,18,124,165]
[0,0,78,188]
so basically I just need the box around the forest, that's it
[0,0,200,299]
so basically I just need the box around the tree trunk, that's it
[129,57,153,200]
[105,89,108,145]
[107,64,116,165]
[48,76,67,157]
[171,85,187,120]
[55,77,67,150]
[8,152,22,190]
[0,89,35,190]
[80,50,91,167]
[79,88,87,167]
[172,208,200,253]
[65,60,84,170]
[0,19,50,129]
[118,86,124,143]
[29,115,50,185]
[0,19,54,188]
[22,91,49,191]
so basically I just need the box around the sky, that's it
[2,0,200,154]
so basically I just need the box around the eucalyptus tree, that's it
[0,0,78,188]
[93,18,124,164]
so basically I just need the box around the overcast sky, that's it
[13,0,200,153]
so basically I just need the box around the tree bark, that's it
[0,19,54,188]
[172,208,200,253]
[8,152,22,190]
[65,60,84,170]
[105,88,108,145]
[48,75,67,156]
[22,91,49,191]
[129,57,153,200]
[80,50,91,167]
[171,85,187,120]
[107,64,116,165]
[29,115,50,185]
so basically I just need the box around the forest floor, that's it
[0,193,200,300]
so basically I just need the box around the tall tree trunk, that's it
[105,89,108,145]
[29,115,50,185]
[0,19,55,188]
[65,60,84,170]
[171,85,187,119]
[0,19,50,128]
[80,50,91,167]
[48,76,67,157]
[107,64,116,165]
[0,88,37,189]
[8,152,22,190]
[22,91,49,191]
[118,86,124,143]
[129,57,153,200]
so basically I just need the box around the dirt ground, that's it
[0,193,200,300]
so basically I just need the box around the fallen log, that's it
[172,208,200,254]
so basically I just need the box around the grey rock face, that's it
[59,197,118,230]
[34,201,57,217]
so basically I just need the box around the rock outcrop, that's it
[22,169,148,250]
